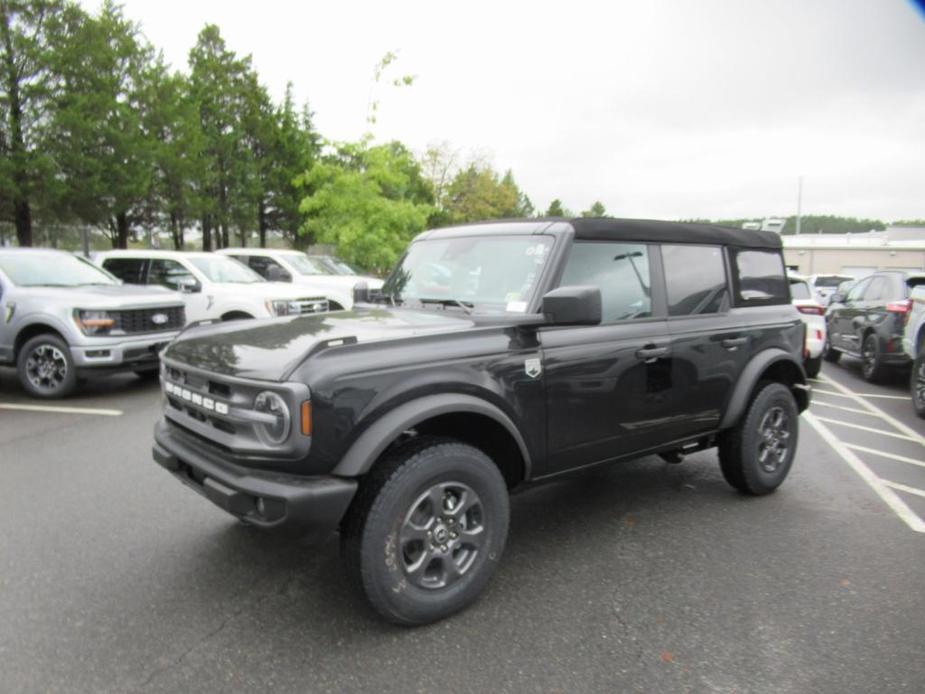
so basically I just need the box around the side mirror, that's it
[177,277,201,294]
[542,286,602,326]
[267,266,291,282]
[353,281,370,305]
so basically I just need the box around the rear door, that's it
[662,243,743,439]
[832,276,870,353]
[540,240,672,475]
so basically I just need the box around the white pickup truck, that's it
[904,283,925,418]
[95,250,329,323]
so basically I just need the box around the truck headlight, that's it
[74,309,117,336]
[266,299,292,316]
[254,391,291,444]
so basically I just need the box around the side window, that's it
[148,259,194,290]
[863,276,888,301]
[847,278,870,302]
[102,258,146,284]
[732,249,788,305]
[661,245,728,316]
[247,255,291,281]
[559,242,652,323]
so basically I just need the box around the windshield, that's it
[286,254,331,276]
[382,235,555,312]
[189,256,264,283]
[310,255,353,275]
[0,253,119,287]
[814,275,851,288]
[789,280,812,299]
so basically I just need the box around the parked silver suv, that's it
[0,249,185,398]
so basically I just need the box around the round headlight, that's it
[254,391,291,444]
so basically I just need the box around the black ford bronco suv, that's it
[153,218,810,625]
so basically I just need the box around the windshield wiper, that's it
[416,298,474,314]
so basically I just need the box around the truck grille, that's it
[291,297,329,314]
[115,306,185,333]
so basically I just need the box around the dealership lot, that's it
[1,361,923,693]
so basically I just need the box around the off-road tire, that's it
[340,437,509,626]
[718,382,799,495]
[16,333,78,399]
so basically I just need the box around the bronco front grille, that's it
[115,306,185,333]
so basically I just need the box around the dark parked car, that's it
[823,270,925,382]
[151,218,810,625]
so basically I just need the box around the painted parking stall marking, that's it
[804,374,925,534]
[0,403,123,417]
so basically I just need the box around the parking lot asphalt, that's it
[1,361,924,694]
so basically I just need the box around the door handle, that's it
[636,345,669,361]
[721,337,748,349]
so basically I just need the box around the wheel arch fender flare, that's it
[332,393,532,479]
[720,348,808,430]
[13,317,73,359]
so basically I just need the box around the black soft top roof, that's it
[419,217,783,249]
[569,217,782,249]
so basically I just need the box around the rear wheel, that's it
[718,382,799,495]
[822,337,840,363]
[804,355,822,379]
[861,333,887,383]
[911,351,925,419]
[341,437,509,625]
[16,334,78,399]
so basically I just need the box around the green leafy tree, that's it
[441,164,531,224]
[545,198,569,217]
[47,1,156,248]
[298,140,433,273]
[581,201,606,217]
[0,0,67,246]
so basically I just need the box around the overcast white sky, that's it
[84,0,925,221]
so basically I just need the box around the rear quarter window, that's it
[732,249,789,306]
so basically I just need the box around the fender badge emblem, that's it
[524,358,542,379]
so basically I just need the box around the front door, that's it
[539,241,672,476]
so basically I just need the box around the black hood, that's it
[164,307,475,381]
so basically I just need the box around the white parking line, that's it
[0,403,123,417]
[813,416,920,442]
[811,388,909,401]
[819,375,925,447]
[881,480,925,500]
[846,445,925,470]
[803,411,925,533]
[811,401,879,416]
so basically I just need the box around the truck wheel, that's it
[822,338,840,363]
[17,334,78,398]
[718,382,798,495]
[804,355,822,379]
[341,437,509,626]
[860,333,887,383]
[912,351,925,419]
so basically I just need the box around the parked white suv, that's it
[808,274,854,306]
[216,248,383,310]
[789,274,826,378]
[95,251,328,323]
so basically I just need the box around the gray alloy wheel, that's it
[16,334,78,398]
[398,481,485,590]
[756,406,792,474]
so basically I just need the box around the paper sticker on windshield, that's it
[506,301,527,313]
[525,244,548,257]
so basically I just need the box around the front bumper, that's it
[71,333,179,369]
[153,419,357,539]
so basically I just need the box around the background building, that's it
[782,226,925,278]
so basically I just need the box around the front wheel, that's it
[341,438,509,626]
[911,351,925,419]
[16,334,78,398]
[718,382,799,495]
